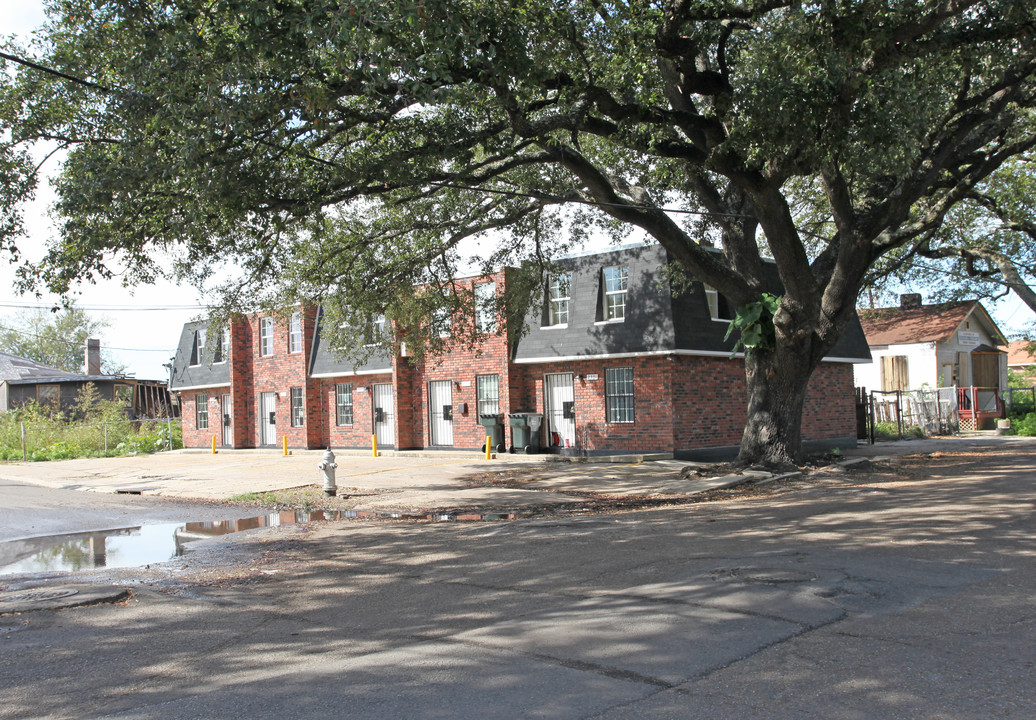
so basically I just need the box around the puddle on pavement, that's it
[0,509,518,575]
[0,509,343,576]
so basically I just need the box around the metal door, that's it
[544,373,575,448]
[221,393,233,447]
[260,391,277,446]
[373,383,395,447]
[428,380,454,446]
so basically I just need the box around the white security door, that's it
[545,373,576,448]
[428,380,454,446]
[259,392,277,446]
[373,383,395,447]
[221,393,233,447]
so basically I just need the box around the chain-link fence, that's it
[865,387,960,440]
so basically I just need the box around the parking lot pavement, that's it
[1,434,1032,513]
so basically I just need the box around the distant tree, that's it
[0,305,124,374]
[862,145,1036,324]
[2,1,1036,463]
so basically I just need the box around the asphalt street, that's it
[1,442,1034,719]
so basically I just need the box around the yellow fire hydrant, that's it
[318,449,338,497]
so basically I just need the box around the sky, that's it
[1,2,203,381]
[1,1,1032,383]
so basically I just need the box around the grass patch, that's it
[0,384,181,462]
[873,421,925,441]
[229,491,280,504]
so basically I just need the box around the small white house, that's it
[854,295,1008,393]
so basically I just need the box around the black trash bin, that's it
[478,414,506,453]
[507,412,543,454]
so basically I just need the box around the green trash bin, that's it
[478,414,506,453]
[507,412,543,454]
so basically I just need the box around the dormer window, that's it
[213,329,229,364]
[548,273,571,326]
[190,329,207,366]
[704,284,734,322]
[603,265,628,321]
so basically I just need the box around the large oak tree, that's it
[2,0,1035,463]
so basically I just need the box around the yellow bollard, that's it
[372,434,379,457]
[211,436,217,454]
[283,436,288,456]
[485,434,492,460]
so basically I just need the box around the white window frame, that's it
[433,306,451,338]
[476,374,500,416]
[603,266,628,321]
[196,393,209,430]
[290,386,304,427]
[605,367,635,424]
[548,273,571,327]
[213,329,229,364]
[475,282,497,333]
[704,284,734,322]
[191,329,206,366]
[335,383,354,426]
[369,314,387,345]
[288,312,303,354]
[260,317,274,357]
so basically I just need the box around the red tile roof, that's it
[857,301,976,345]
[1007,340,1036,367]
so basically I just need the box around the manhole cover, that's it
[0,585,129,613]
[0,588,80,604]
[712,567,817,584]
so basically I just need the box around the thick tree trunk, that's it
[737,343,817,467]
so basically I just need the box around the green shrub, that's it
[1009,412,1036,436]
[0,411,182,462]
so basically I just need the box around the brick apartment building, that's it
[170,245,871,459]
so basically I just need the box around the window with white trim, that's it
[336,383,354,425]
[196,393,209,429]
[605,367,635,423]
[432,306,451,337]
[372,314,387,342]
[260,317,274,356]
[213,329,229,363]
[290,387,304,426]
[548,273,571,326]
[288,312,303,354]
[704,284,734,321]
[603,266,628,321]
[190,329,206,365]
[476,374,500,415]
[475,282,497,333]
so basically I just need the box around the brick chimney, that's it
[899,293,923,310]
[85,338,101,375]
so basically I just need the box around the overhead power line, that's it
[0,323,175,353]
[0,300,206,312]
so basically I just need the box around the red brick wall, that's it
[177,290,858,454]
[317,373,393,449]
[398,273,513,450]
[802,363,857,440]
[181,387,231,449]
[517,357,677,452]
[516,354,857,454]
[233,307,319,449]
